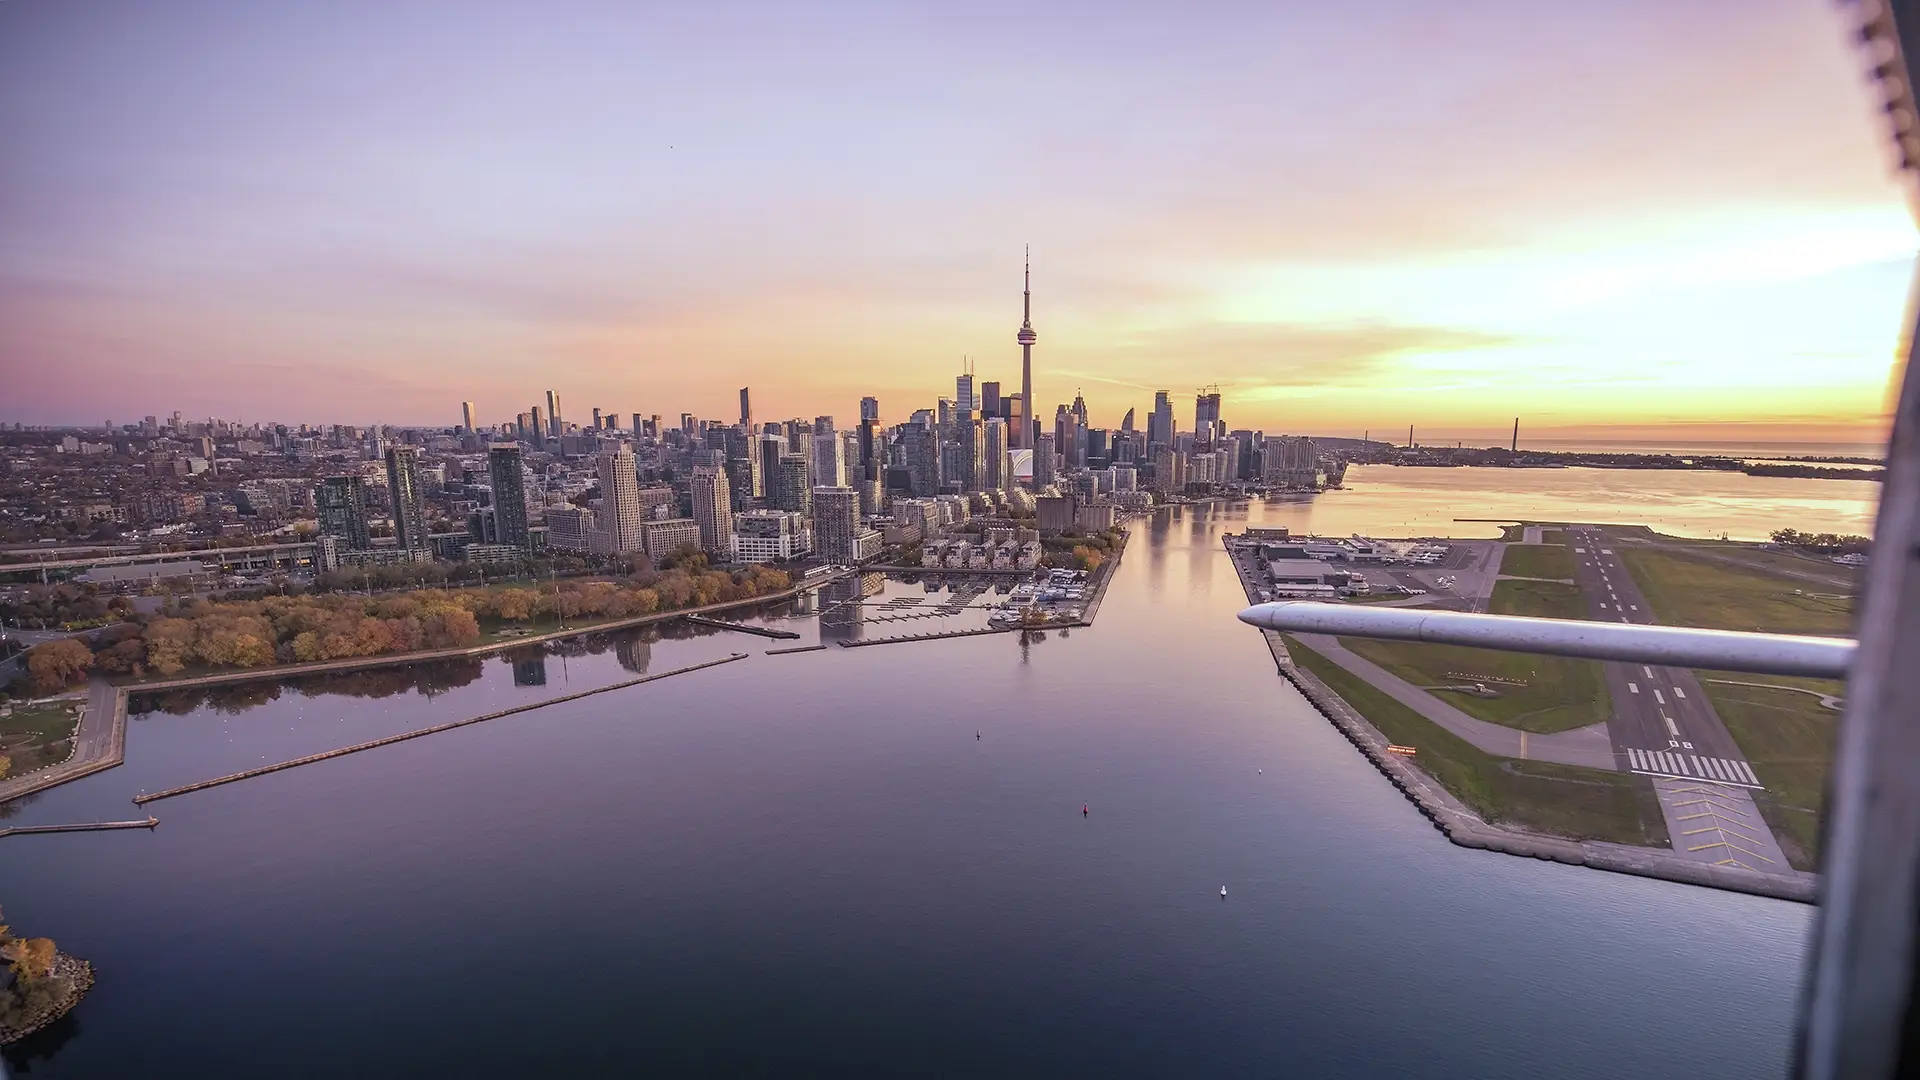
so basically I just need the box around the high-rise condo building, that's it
[1015,247,1038,448]
[902,421,941,496]
[316,475,372,551]
[740,387,753,430]
[958,417,985,493]
[546,390,563,438]
[983,417,1008,491]
[768,453,812,514]
[596,446,645,554]
[1033,432,1057,488]
[812,486,860,564]
[757,434,785,503]
[691,465,734,555]
[488,444,532,550]
[860,396,880,423]
[591,407,603,431]
[530,406,548,450]
[385,446,428,557]
[731,509,809,563]
[1120,406,1135,434]
[461,401,477,433]
[811,429,846,488]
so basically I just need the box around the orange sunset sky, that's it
[1,1,1915,447]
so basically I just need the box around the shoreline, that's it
[1228,542,1815,904]
[0,572,845,806]
[0,951,93,1046]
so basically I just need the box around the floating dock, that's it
[132,653,749,805]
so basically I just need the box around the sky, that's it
[1,0,1915,446]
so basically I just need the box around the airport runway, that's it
[1565,526,1787,871]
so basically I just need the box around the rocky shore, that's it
[0,951,93,1046]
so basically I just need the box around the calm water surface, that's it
[2,495,1820,1078]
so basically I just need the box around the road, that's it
[0,678,124,805]
[1565,526,1790,871]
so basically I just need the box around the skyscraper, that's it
[461,401,477,433]
[1016,247,1037,448]
[859,396,879,423]
[316,475,371,551]
[955,371,975,416]
[691,465,733,555]
[739,387,753,430]
[530,405,548,450]
[591,407,603,431]
[902,421,941,496]
[981,381,1001,420]
[1195,389,1222,444]
[385,446,428,557]
[812,486,859,564]
[1120,407,1135,434]
[546,390,562,438]
[983,417,1008,491]
[957,417,985,492]
[1148,391,1174,450]
[1033,432,1057,488]
[596,446,644,554]
[489,444,531,550]
[811,428,846,488]
[772,454,813,514]
[757,433,785,502]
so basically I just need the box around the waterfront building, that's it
[489,444,532,550]
[811,486,862,563]
[731,509,810,563]
[639,518,702,560]
[316,475,371,551]
[1261,436,1320,490]
[596,446,645,554]
[1036,495,1075,534]
[691,465,734,555]
[1078,501,1118,532]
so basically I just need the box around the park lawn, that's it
[0,701,82,777]
[1288,637,1667,847]
[1622,549,1855,635]
[1498,543,1574,580]
[1337,578,1610,734]
[1698,674,1843,872]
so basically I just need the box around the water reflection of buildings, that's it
[511,652,549,687]
[818,572,885,643]
[615,634,652,675]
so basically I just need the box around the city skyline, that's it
[1,1,1913,445]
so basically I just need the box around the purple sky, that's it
[2,1,1912,440]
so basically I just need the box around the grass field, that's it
[1539,529,1566,545]
[1498,543,1574,580]
[1289,637,1667,846]
[1699,674,1842,871]
[0,701,82,777]
[1339,579,1609,734]
[1622,549,1856,635]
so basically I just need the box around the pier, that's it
[132,653,749,805]
[681,614,802,639]
[839,626,1020,648]
[765,644,829,655]
[0,816,158,839]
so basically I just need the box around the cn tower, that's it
[1016,246,1037,448]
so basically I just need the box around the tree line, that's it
[1770,529,1871,555]
[10,554,791,696]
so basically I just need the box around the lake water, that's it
[0,478,1845,1079]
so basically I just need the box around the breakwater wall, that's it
[765,644,828,655]
[132,653,748,806]
[839,626,1017,648]
[1227,538,1815,904]
[0,816,157,839]
[682,615,800,639]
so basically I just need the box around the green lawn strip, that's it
[1287,636,1667,847]
[1697,674,1840,872]
[1620,549,1854,635]
[1498,543,1574,580]
[0,701,83,775]
[1335,579,1610,734]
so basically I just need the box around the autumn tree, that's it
[26,638,93,694]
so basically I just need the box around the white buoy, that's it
[1220,885,1227,898]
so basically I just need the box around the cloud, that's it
[1069,320,1529,391]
